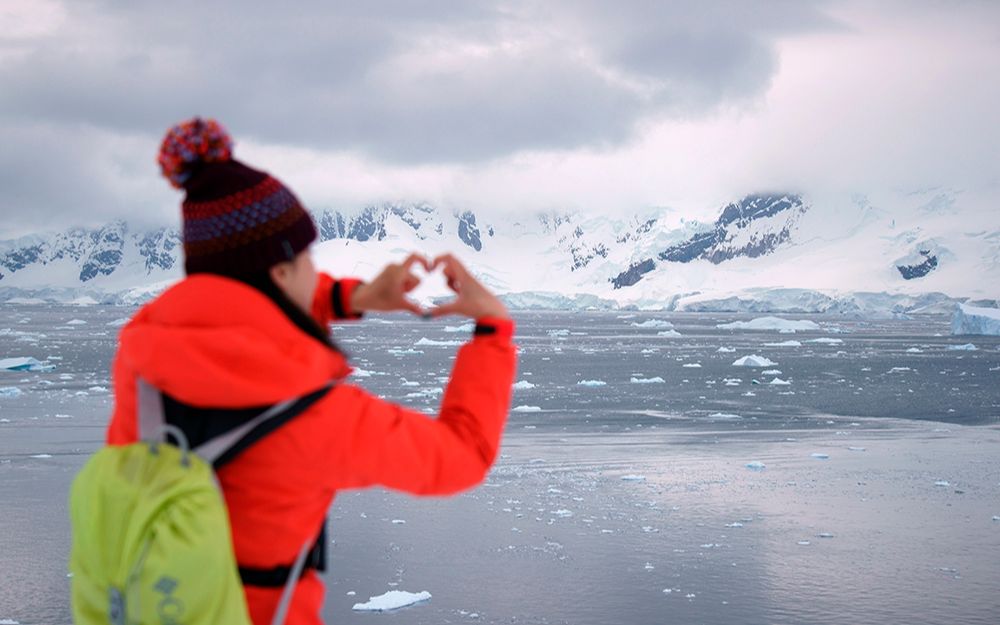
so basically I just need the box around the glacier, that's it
[951,303,1000,336]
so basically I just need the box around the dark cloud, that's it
[0,0,838,164]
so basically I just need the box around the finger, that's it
[402,273,421,293]
[403,253,431,273]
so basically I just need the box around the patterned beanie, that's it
[157,117,317,276]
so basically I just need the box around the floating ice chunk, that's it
[934,480,950,487]
[415,337,463,347]
[888,367,911,373]
[951,303,1000,336]
[818,532,834,538]
[709,412,742,420]
[511,405,542,412]
[726,522,744,528]
[848,446,866,452]
[631,319,674,329]
[993,516,1000,522]
[552,509,573,517]
[107,318,131,327]
[66,319,87,326]
[30,454,52,458]
[717,317,820,332]
[657,330,682,337]
[723,378,741,386]
[716,346,736,353]
[797,540,811,546]
[352,590,432,612]
[577,380,607,387]
[761,369,782,375]
[620,475,646,482]
[769,378,792,386]
[630,376,665,384]
[0,418,10,423]
[745,461,766,471]
[0,619,20,624]
[444,323,475,333]
[547,329,570,337]
[947,343,977,351]
[807,337,843,345]
[0,387,22,398]
[513,380,536,390]
[906,347,923,353]
[351,368,374,378]
[88,386,108,393]
[732,355,777,367]
[682,363,701,368]
[810,453,829,459]
[391,519,406,524]
[644,562,655,570]
[0,357,54,372]
[764,340,802,347]
[388,348,424,355]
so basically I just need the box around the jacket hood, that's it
[118,274,348,408]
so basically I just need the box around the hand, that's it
[428,254,509,320]
[350,253,431,316]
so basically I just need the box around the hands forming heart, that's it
[349,253,509,320]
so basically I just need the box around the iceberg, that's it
[513,380,536,390]
[770,378,792,385]
[657,329,682,337]
[577,379,607,387]
[716,317,820,332]
[807,337,844,345]
[511,405,542,412]
[0,357,55,372]
[414,337,463,347]
[631,319,674,329]
[764,340,802,347]
[352,590,431,612]
[443,322,474,333]
[0,387,23,398]
[732,355,777,367]
[951,303,1000,336]
[630,376,665,384]
[947,343,977,351]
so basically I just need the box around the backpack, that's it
[69,378,333,625]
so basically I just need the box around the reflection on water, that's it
[1,307,999,624]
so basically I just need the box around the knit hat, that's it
[157,117,317,276]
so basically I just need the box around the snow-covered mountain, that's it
[2,189,998,312]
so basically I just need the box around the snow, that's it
[0,387,23,398]
[732,355,778,367]
[577,379,607,387]
[0,357,54,372]
[415,337,463,347]
[630,376,665,384]
[513,380,536,389]
[716,317,820,332]
[947,343,977,351]
[951,304,1000,336]
[769,378,792,386]
[352,590,432,612]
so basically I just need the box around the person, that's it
[104,118,516,624]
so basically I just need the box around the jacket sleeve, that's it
[311,272,365,326]
[321,318,516,495]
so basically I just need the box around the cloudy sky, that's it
[0,0,998,237]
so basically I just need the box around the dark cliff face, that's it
[611,194,804,289]
[897,251,939,280]
[457,211,482,251]
[658,194,803,265]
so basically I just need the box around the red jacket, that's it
[106,273,516,624]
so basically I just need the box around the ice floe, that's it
[352,590,432,612]
[620,475,646,482]
[769,378,791,386]
[709,412,742,420]
[0,357,55,372]
[745,461,766,471]
[66,319,87,325]
[0,387,23,398]
[810,453,830,459]
[511,405,542,412]
[716,317,820,332]
[415,337,463,347]
[577,380,607,387]
[761,369,782,375]
[657,330,682,337]
[631,319,674,329]
[547,329,570,337]
[764,340,802,347]
[30,454,52,459]
[934,480,950,487]
[716,346,736,353]
[552,509,573,517]
[513,380,536,390]
[947,343,977,351]
[107,318,131,327]
[682,363,702,368]
[732,355,777,367]
[951,303,1000,336]
[630,376,665,384]
[806,337,844,345]
[444,323,475,333]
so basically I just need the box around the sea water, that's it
[1,307,999,624]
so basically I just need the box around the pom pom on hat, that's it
[157,117,233,189]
